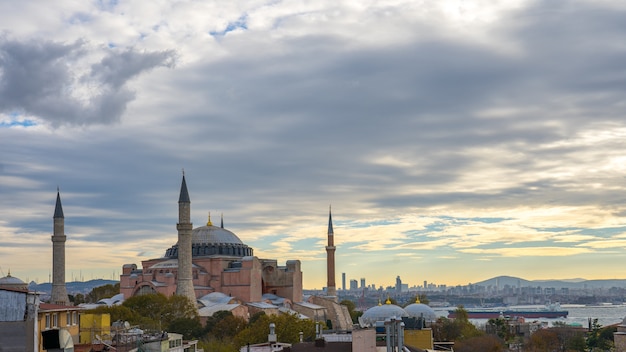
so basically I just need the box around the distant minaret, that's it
[176,174,196,304]
[326,206,336,298]
[51,189,69,305]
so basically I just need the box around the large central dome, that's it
[192,225,243,244]
[164,219,253,258]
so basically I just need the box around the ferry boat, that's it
[448,304,568,319]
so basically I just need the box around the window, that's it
[73,311,78,325]
[66,312,71,326]
[45,314,51,329]
[52,313,58,328]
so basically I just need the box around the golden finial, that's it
[378,298,382,306]
[385,296,392,305]
[207,212,212,226]
[415,296,421,304]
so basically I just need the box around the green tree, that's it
[586,318,615,351]
[525,329,560,352]
[86,283,120,303]
[69,293,85,305]
[340,299,363,324]
[86,304,141,324]
[432,306,483,342]
[198,339,238,352]
[233,312,317,349]
[454,335,504,352]
[211,315,247,340]
[167,317,204,340]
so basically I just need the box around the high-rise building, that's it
[51,189,69,306]
[342,273,346,291]
[396,276,402,293]
[360,278,366,289]
[349,279,358,291]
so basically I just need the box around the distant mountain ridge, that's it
[472,276,626,289]
[29,279,119,295]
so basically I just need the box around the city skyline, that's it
[3,1,626,289]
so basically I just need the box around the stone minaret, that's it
[326,206,336,298]
[51,189,69,305]
[176,174,196,304]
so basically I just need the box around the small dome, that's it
[199,292,234,304]
[405,303,437,321]
[361,300,408,326]
[0,273,27,290]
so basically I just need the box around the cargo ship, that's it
[448,304,568,319]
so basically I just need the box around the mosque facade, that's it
[119,175,303,305]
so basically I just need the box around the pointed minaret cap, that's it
[179,174,191,203]
[54,188,64,219]
[327,205,334,235]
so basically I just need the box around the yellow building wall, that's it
[79,313,111,344]
[37,310,81,352]
[404,329,434,350]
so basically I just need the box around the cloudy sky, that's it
[2,0,626,290]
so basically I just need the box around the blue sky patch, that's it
[0,120,37,128]
[210,15,248,36]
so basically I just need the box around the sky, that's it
[2,0,626,290]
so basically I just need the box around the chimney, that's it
[268,323,277,344]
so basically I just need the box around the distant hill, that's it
[29,279,119,295]
[472,276,626,289]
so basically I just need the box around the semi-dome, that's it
[164,215,253,259]
[405,299,437,321]
[361,299,408,326]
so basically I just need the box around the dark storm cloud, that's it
[0,38,176,126]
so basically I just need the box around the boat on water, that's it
[448,304,568,319]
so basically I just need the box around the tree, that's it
[586,318,615,351]
[86,283,120,303]
[69,293,85,305]
[84,293,199,330]
[211,315,247,340]
[340,299,363,324]
[86,304,141,324]
[486,318,516,342]
[526,329,560,352]
[432,307,483,342]
[233,312,317,349]
[454,335,504,352]
[167,317,204,340]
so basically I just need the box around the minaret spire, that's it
[51,189,69,305]
[328,205,334,235]
[176,173,196,305]
[326,205,337,299]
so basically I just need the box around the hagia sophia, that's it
[119,174,308,320]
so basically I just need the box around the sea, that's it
[433,304,626,328]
